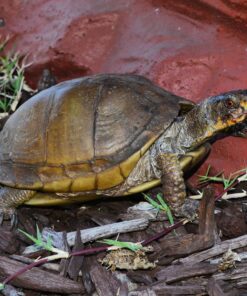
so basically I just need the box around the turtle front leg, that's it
[0,187,36,226]
[157,154,198,219]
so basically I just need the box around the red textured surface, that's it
[1,0,247,180]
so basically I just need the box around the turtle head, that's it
[202,90,247,138]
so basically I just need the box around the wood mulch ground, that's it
[0,183,247,296]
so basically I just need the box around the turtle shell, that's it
[0,74,184,192]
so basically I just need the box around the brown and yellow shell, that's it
[0,74,182,193]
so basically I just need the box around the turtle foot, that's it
[0,207,17,228]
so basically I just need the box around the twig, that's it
[141,219,187,246]
[41,218,150,248]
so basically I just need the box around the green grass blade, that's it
[156,193,168,210]
[45,236,53,251]
[100,239,142,252]
[18,229,40,245]
[156,193,174,225]
[36,225,42,243]
[143,193,162,211]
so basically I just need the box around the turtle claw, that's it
[0,207,17,228]
[0,210,3,225]
[10,212,18,228]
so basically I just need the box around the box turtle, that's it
[0,74,246,224]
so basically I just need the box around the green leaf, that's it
[12,74,23,93]
[143,193,162,211]
[0,283,5,290]
[46,236,53,251]
[100,239,142,252]
[18,228,40,245]
[0,99,8,112]
[36,224,42,243]
[156,193,168,210]
[156,193,174,225]
[0,39,32,114]
[198,166,247,190]
[19,226,54,251]
[144,193,174,225]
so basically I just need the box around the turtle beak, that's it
[240,100,247,115]
[231,99,247,138]
[232,122,247,138]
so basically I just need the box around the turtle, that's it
[0,73,246,224]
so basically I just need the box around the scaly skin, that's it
[157,154,186,211]
[0,188,35,224]
[122,90,247,218]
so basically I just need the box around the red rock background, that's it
[1,0,247,180]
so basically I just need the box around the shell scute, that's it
[0,74,181,192]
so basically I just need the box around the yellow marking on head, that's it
[240,101,247,110]
[206,115,245,138]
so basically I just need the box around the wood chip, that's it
[157,187,216,258]
[67,229,85,280]
[59,231,71,277]
[128,288,157,296]
[127,270,153,285]
[80,255,96,295]
[213,266,247,281]
[150,282,205,295]
[176,234,247,265]
[0,256,84,294]
[89,260,123,296]
[207,278,238,296]
[155,262,218,283]
[0,229,20,254]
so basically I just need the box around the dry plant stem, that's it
[2,258,48,286]
[2,248,108,287]
[9,254,60,272]
[141,219,186,246]
[0,256,83,294]
[71,245,109,257]
[215,179,240,201]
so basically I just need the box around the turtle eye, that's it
[225,99,234,108]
